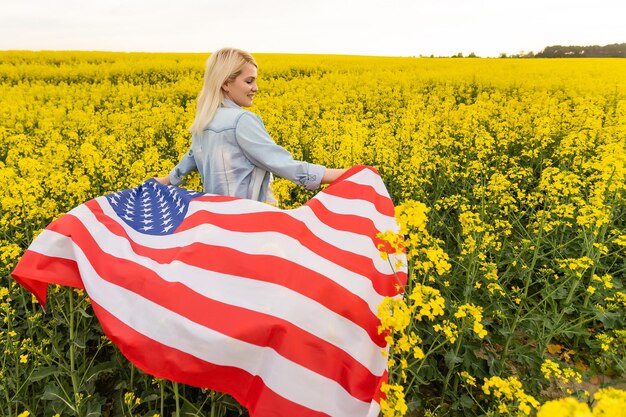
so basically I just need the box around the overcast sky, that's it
[1,0,625,57]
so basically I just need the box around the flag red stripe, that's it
[334,165,380,184]
[303,197,390,243]
[322,181,395,218]
[11,165,398,417]
[186,196,407,295]
[84,200,387,346]
[49,215,383,401]
[177,209,400,295]
[91,301,332,417]
[303,198,408,290]
[11,249,84,308]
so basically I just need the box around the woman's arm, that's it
[235,113,351,189]
[235,113,327,189]
[321,168,348,184]
[154,148,197,187]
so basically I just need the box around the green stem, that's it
[441,332,464,405]
[68,291,80,414]
[160,380,164,417]
[211,390,216,417]
[173,381,180,417]
[4,390,11,417]
[502,226,543,361]
[411,335,447,377]
[554,225,604,331]
[384,252,406,292]
[3,302,14,417]
[170,387,207,415]
[582,223,609,309]
[78,342,104,390]
[462,385,489,416]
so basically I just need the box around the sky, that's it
[1,0,625,58]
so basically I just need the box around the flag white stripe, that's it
[185,199,401,277]
[314,192,399,233]
[189,179,398,233]
[35,224,386,376]
[343,168,392,199]
[94,199,388,308]
[48,235,374,417]
[29,229,75,260]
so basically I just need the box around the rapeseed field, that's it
[1,51,625,416]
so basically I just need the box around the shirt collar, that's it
[222,98,241,109]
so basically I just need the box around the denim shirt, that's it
[168,99,326,202]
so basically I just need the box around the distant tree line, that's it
[534,43,626,58]
[416,43,625,58]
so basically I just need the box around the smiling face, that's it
[222,62,258,107]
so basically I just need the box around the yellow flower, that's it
[537,397,592,417]
[592,274,613,289]
[482,375,539,415]
[455,304,488,338]
[541,359,582,385]
[413,346,425,360]
[380,383,408,417]
[459,371,477,387]
[433,320,458,344]
[593,387,626,417]
[124,391,138,407]
[5,50,626,417]
[596,333,615,352]
[394,200,451,276]
[557,257,594,278]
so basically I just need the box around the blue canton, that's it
[105,180,203,235]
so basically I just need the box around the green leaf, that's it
[444,351,463,369]
[42,384,74,410]
[460,393,475,409]
[407,397,423,411]
[553,286,568,300]
[76,307,93,318]
[562,306,576,314]
[595,310,622,328]
[30,366,60,382]
[84,361,115,383]
[73,333,86,349]
[142,394,160,402]
[84,396,103,417]
[462,344,480,368]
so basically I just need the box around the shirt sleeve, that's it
[168,148,197,186]
[235,112,326,190]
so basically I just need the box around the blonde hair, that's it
[189,48,257,135]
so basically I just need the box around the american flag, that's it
[12,165,407,417]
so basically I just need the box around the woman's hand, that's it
[154,176,171,186]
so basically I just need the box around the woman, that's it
[155,47,346,202]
